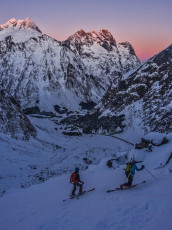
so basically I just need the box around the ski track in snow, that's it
[0,166,172,230]
[0,117,172,230]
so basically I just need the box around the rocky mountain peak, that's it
[98,29,116,43]
[0,17,42,33]
[68,28,116,45]
[119,41,136,55]
[75,29,88,37]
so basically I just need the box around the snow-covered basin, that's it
[0,156,172,230]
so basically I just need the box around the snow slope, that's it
[0,152,172,230]
[0,116,131,194]
[0,116,172,230]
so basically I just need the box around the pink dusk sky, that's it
[1,0,171,62]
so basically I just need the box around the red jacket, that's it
[70,172,82,183]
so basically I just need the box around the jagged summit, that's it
[67,28,116,47]
[0,17,42,33]
[64,28,140,87]
[97,29,116,42]
[74,29,88,37]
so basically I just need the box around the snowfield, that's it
[0,116,172,230]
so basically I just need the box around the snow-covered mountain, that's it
[0,18,140,113]
[64,29,140,91]
[0,18,172,230]
[0,18,95,112]
[0,90,36,140]
[63,44,172,134]
[97,44,172,134]
[0,17,41,33]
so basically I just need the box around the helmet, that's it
[75,167,79,173]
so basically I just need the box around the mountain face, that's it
[0,18,140,113]
[87,44,172,134]
[0,18,95,112]
[64,29,140,90]
[62,44,172,134]
[0,90,36,140]
[0,34,94,111]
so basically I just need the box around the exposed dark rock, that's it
[83,158,92,165]
[135,136,168,151]
[62,131,82,136]
[0,90,36,140]
[54,105,69,114]
[61,112,125,134]
[107,160,113,168]
[79,101,97,110]
[135,138,152,151]
[23,106,56,117]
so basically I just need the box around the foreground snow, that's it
[0,116,131,193]
[0,116,172,230]
[0,157,172,230]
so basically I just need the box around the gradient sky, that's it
[0,0,172,61]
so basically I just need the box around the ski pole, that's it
[144,167,158,180]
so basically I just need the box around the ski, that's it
[107,181,146,193]
[63,188,95,202]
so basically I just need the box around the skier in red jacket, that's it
[70,167,84,196]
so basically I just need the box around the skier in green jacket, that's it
[120,160,144,189]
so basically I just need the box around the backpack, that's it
[70,172,78,183]
[125,162,134,177]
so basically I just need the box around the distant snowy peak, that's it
[0,19,140,113]
[65,28,140,86]
[0,18,42,43]
[0,18,42,33]
[66,28,117,52]
[89,29,116,46]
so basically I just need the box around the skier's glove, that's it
[141,165,145,169]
